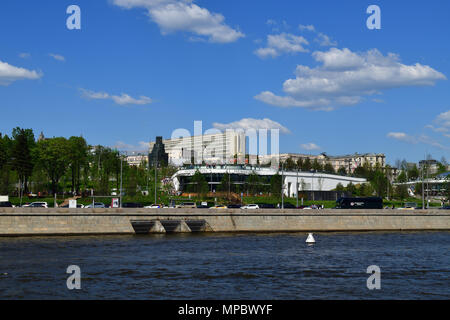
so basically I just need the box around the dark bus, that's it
[336,197,383,209]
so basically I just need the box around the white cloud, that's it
[112,0,244,43]
[255,48,446,110]
[255,33,309,59]
[425,110,450,139]
[298,24,336,47]
[387,132,449,150]
[212,118,291,134]
[436,110,450,128]
[0,60,42,86]
[19,53,31,59]
[111,93,152,105]
[298,24,315,32]
[301,142,320,151]
[49,53,65,62]
[387,132,417,143]
[314,32,337,47]
[80,88,153,106]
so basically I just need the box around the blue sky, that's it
[1,0,449,165]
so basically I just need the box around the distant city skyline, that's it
[1,1,449,165]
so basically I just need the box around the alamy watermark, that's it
[168,120,280,167]
[66,5,81,30]
[66,265,81,290]
[366,5,381,30]
[366,265,381,290]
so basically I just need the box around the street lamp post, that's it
[119,153,123,208]
[154,153,158,205]
[281,162,284,209]
[422,165,425,210]
[296,168,299,208]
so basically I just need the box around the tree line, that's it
[0,128,162,198]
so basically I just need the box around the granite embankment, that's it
[0,208,449,236]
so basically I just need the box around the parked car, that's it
[211,205,227,209]
[242,204,259,209]
[122,202,144,208]
[144,204,162,208]
[282,203,296,209]
[23,202,48,208]
[176,202,197,208]
[227,204,242,209]
[0,201,13,207]
[196,204,209,209]
[439,206,450,210]
[257,203,276,209]
[398,202,418,210]
[84,202,106,208]
[336,197,383,209]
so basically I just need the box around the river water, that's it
[0,232,448,299]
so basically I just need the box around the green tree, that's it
[11,128,35,194]
[323,162,335,174]
[246,171,260,195]
[407,164,419,181]
[285,157,296,170]
[312,159,322,172]
[192,169,208,198]
[337,166,347,175]
[346,182,356,195]
[0,134,13,194]
[302,158,312,171]
[126,165,138,197]
[359,183,374,197]
[35,137,70,194]
[370,169,388,198]
[296,158,304,171]
[335,183,345,192]
[67,136,89,194]
[395,184,408,200]
[219,172,230,193]
[270,172,282,197]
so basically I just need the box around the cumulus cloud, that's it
[212,118,291,134]
[49,53,65,62]
[0,60,42,86]
[112,0,244,43]
[80,88,152,106]
[436,110,450,128]
[314,32,337,47]
[425,110,450,139]
[387,132,417,143]
[255,33,309,59]
[301,142,320,151]
[387,132,449,150]
[298,24,336,47]
[298,24,315,32]
[255,48,446,110]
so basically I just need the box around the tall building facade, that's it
[148,136,169,167]
[149,131,246,166]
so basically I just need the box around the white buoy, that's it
[306,233,315,245]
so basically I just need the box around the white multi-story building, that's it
[258,153,385,172]
[149,131,246,166]
[125,155,148,167]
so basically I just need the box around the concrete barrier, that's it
[0,208,449,236]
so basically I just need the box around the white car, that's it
[144,204,161,208]
[242,204,259,209]
[23,202,49,208]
